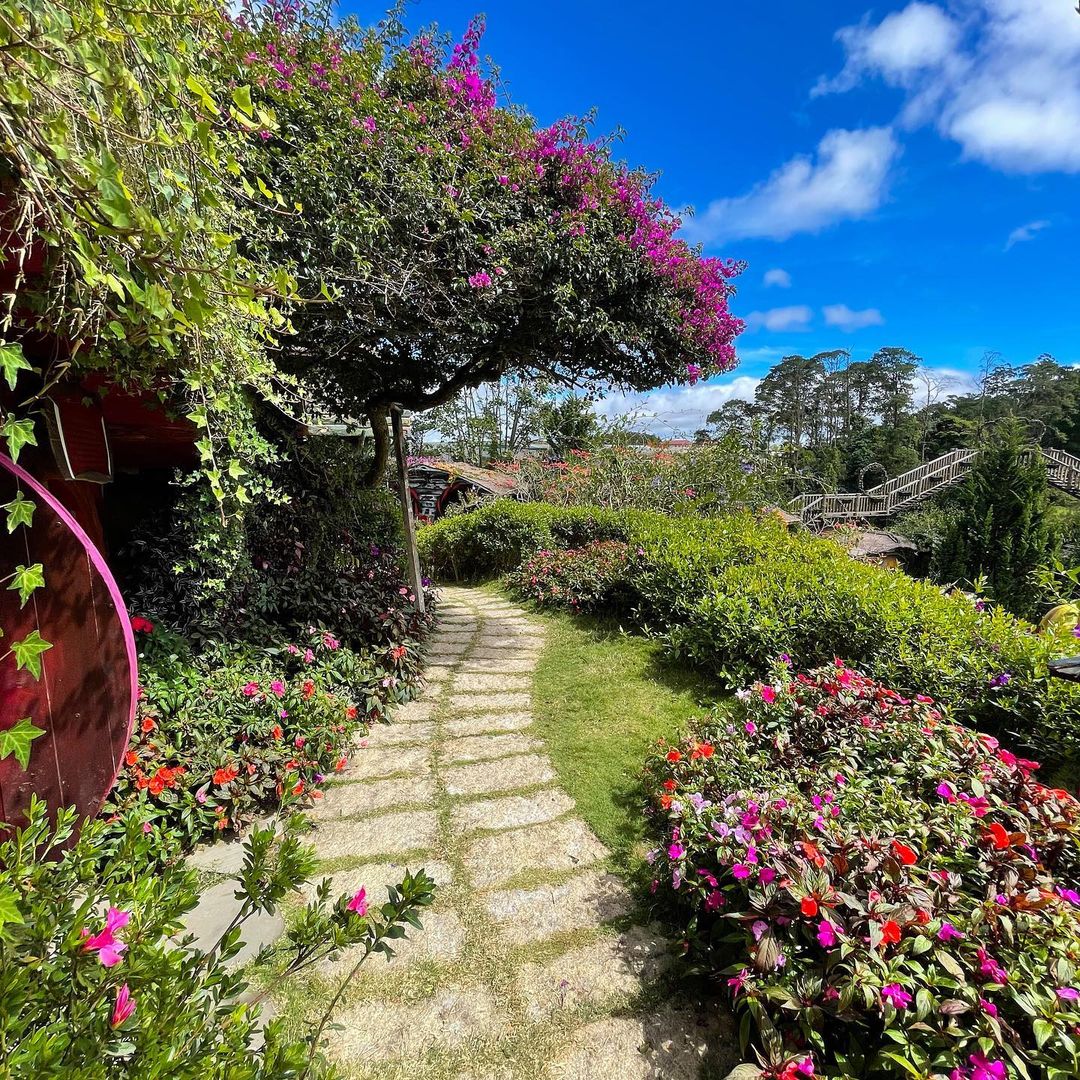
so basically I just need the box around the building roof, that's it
[408,459,518,497]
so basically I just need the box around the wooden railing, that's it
[790,446,1080,524]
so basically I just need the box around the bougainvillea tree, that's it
[234,3,744,479]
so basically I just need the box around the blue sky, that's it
[349,1,1079,433]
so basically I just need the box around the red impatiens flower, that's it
[800,896,819,917]
[124,751,138,768]
[141,716,156,733]
[391,645,407,661]
[130,616,155,634]
[302,680,315,700]
[880,920,902,946]
[985,822,1010,849]
[213,764,239,786]
[666,750,682,763]
[662,779,677,792]
[891,840,918,866]
[271,724,284,740]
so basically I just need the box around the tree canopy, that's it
[234,4,744,474]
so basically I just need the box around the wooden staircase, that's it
[790,447,1080,525]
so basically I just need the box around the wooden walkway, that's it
[790,446,1080,525]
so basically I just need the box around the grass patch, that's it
[529,606,726,874]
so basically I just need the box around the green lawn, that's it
[529,607,726,876]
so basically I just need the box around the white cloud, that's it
[818,1,1080,174]
[822,304,885,331]
[763,268,792,288]
[813,3,961,96]
[744,306,814,333]
[685,128,900,243]
[1005,219,1050,249]
[592,376,760,435]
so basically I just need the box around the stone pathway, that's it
[280,586,736,1080]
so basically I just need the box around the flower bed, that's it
[508,539,640,613]
[643,663,1080,1079]
[102,612,432,849]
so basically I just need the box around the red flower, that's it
[292,780,304,796]
[986,822,1010,849]
[800,897,819,917]
[130,616,155,634]
[213,764,239,786]
[141,716,156,733]
[891,840,918,866]
[345,706,358,721]
[302,680,315,700]
[391,645,407,661]
[148,776,165,796]
[660,794,673,809]
[662,779,677,792]
[880,920,902,946]
[124,751,138,768]
[666,750,682,763]
[699,743,715,758]
[271,724,283,740]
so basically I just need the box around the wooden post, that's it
[390,405,425,615]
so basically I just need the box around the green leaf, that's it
[231,84,253,117]
[1034,1018,1055,1048]
[8,563,44,607]
[0,884,24,932]
[1,415,37,462]
[11,630,52,679]
[2,490,35,532]
[0,717,46,770]
[0,343,32,390]
[879,1051,922,1076]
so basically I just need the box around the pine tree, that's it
[935,418,1056,617]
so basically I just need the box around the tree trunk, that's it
[361,408,390,487]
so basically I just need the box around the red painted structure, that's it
[0,454,137,830]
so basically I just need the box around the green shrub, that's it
[420,502,1080,764]
[0,800,436,1078]
[642,664,1080,1079]
[417,500,627,580]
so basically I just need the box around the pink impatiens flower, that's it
[759,685,777,704]
[816,920,837,948]
[81,907,130,968]
[976,948,1008,984]
[346,887,368,916]
[880,983,912,1009]
[242,682,259,697]
[111,983,136,1027]
[938,921,965,942]
[269,679,285,698]
[1056,986,1080,1002]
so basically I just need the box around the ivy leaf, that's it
[0,717,46,770]
[8,563,44,607]
[0,343,32,390]
[11,630,52,679]
[0,884,24,933]
[1,415,37,462]
[2,491,35,532]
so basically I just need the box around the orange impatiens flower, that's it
[141,716,156,733]
[125,751,138,768]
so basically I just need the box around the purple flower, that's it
[731,863,751,880]
[468,270,493,288]
[976,948,1008,984]
[936,781,957,802]
[667,842,685,860]
[881,984,912,1009]
[1056,986,1080,1002]
[989,672,1012,688]
[938,921,965,942]
[686,363,702,386]
[751,919,769,941]
[1058,887,1080,906]
[817,920,837,948]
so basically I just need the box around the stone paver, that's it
[443,753,556,797]
[454,672,533,693]
[518,926,671,1018]
[310,775,435,818]
[182,880,285,970]
[339,744,429,781]
[278,585,729,1079]
[364,721,435,748]
[310,809,437,859]
[443,731,543,762]
[328,988,504,1063]
[445,711,534,737]
[465,817,608,887]
[448,691,533,712]
[452,788,575,833]
[482,869,632,944]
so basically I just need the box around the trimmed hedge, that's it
[418,501,1080,765]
